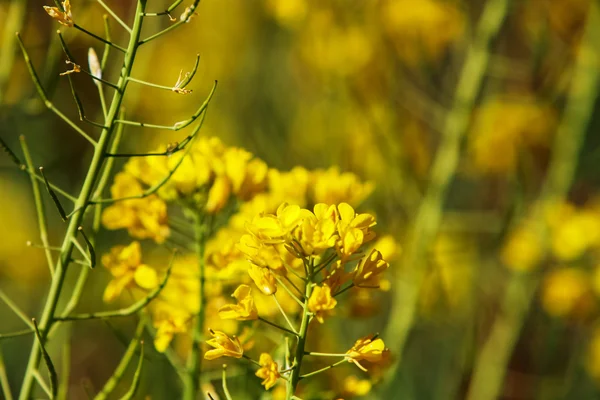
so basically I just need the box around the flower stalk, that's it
[17,2,148,398]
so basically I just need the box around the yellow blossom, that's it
[101,242,158,303]
[204,329,244,360]
[382,0,464,65]
[311,167,374,206]
[102,172,169,243]
[322,261,351,294]
[345,334,389,371]
[352,250,389,287]
[248,264,278,295]
[297,204,339,255]
[336,203,376,260]
[218,284,258,321]
[152,307,189,353]
[255,353,281,390]
[206,175,232,213]
[308,284,337,323]
[550,208,600,261]
[541,267,593,318]
[342,375,372,397]
[43,0,74,27]
[501,221,542,272]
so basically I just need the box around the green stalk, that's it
[183,213,208,400]
[466,5,600,400]
[381,0,511,392]
[17,2,148,398]
[286,264,314,398]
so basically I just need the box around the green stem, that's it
[381,0,512,393]
[466,5,600,400]
[299,359,346,380]
[286,264,314,398]
[93,320,144,400]
[183,213,209,400]
[17,3,148,399]
[0,345,13,400]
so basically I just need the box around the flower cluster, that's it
[203,202,391,393]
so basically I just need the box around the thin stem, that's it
[127,76,174,91]
[71,238,92,266]
[286,260,314,397]
[93,99,214,205]
[333,284,354,298]
[93,320,144,400]
[0,329,33,340]
[20,136,55,275]
[25,171,76,203]
[16,33,98,146]
[183,213,209,400]
[242,355,262,368]
[299,359,346,380]
[101,15,111,70]
[258,316,298,337]
[96,0,132,33]
[55,255,173,321]
[143,0,184,16]
[282,275,304,298]
[272,295,298,335]
[222,365,233,400]
[74,24,127,53]
[31,370,52,398]
[382,0,512,393]
[304,352,346,358]
[120,341,144,400]
[18,3,148,398]
[273,275,304,308]
[0,345,13,400]
[0,290,33,329]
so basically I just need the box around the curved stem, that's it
[17,3,148,398]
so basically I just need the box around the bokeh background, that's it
[2,0,600,399]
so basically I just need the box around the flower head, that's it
[336,203,376,260]
[204,329,244,360]
[248,264,278,295]
[308,284,337,323]
[218,284,258,321]
[152,306,189,353]
[352,249,389,287]
[101,241,158,302]
[345,334,389,371]
[255,353,280,390]
[43,0,74,27]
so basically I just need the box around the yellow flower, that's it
[297,203,339,255]
[352,250,389,287]
[268,167,310,206]
[550,208,600,261]
[255,353,281,390]
[206,175,232,213]
[43,0,74,27]
[469,97,555,174]
[311,167,374,206]
[501,220,542,272]
[336,203,376,260]
[345,334,389,371]
[382,0,464,66]
[541,267,593,318]
[342,375,372,397]
[322,261,351,294]
[237,234,289,271]
[101,242,158,303]
[152,308,189,353]
[102,172,170,243]
[204,329,244,360]
[218,284,258,321]
[308,284,337,323]
[248,264,278,295]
